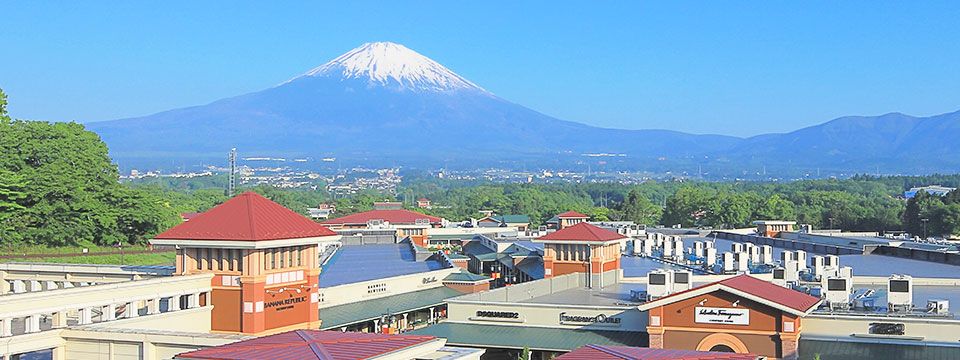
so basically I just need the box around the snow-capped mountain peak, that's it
[296,42,486,93]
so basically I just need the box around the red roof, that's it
[557,345,758,360]
[321,209,441,225]
[643,275,821,314]
[175,330,438,360]
[557,210,589,218]
[155,192,336,241]
[536,222,626,243]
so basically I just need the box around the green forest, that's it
[1,88,959,250]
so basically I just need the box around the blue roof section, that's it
[839,254,960,279]
[515,240,544,251]
[319,244,448,287]
[621,255,689,277]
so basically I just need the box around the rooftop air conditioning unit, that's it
[731,243,745,253]
[825,255,840,269]
[663,239,674,258]
[748,245,760,264]
[795,250,808,270]
[927,299,950,314]
[825,277,852,310]
[887,275,913,312]
[772,268,788,287]
[723,252,736,273]
[415,218,431,225]
[694,241,705,258]
[705,248,717,266]
[811,256,826,279]
[673,238,685,259]
[783,260,801,282]
[736,252,749,272]
[632,239,644,256]
[781,251,795,266]
[760,245,774,265]
[672,270,692,292]
[647,270,673,299]
[838,266,853,279]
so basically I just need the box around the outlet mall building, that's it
[2,192,960,360]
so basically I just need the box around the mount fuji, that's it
[87,42,960,174]
[86,42,738,168]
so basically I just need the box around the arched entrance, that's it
[696,333,750,354]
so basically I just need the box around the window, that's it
[226,249,234,271]
[237,250,244,272]
[296,248,302,267]
[279,248,286,268]
[269,249,276,270]
[288,248,294,269]
[214,249,222,271]
[195,248,202,270]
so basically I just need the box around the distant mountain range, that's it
[86,42,960,175]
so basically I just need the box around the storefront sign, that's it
[422,276,438,284]
[475,310,520,319]
[559,312,622,326]
[695,307,749,325]
[265,296,307,312]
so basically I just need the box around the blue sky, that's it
[1,1,958,136]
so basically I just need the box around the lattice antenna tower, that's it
[228,148,237,197]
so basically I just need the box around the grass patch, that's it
[0,244,154,256]
[8,252,176,266]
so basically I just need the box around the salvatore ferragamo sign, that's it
[694,307,750,325]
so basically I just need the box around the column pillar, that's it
[191,292,202,308]
[78,308,93,325]
[141,340,157,360]
[780,333,799,360]
[168,295,181,311]
[25,314,41,333]
[429,307,435,323]
[103,303,117,321]
[0,318,12,337]
[647,326,665,349]
[28,280,42,292]
[148,298,161,315]
[126,301,140,318]
[373,319,381,333]
[52,311,69,328]
[51,346,66,360]
[0,271,9,295]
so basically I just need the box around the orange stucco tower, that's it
[152,192,340,335]
[534,221,626,288]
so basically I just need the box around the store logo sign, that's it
[695,307,749,325]
[422,276,438,284]
[559,312,622,325]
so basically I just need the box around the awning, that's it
[407,322,647,352]
[319,287,463,329]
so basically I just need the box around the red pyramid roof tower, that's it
[535,222,627,244]
[155,191,336,241]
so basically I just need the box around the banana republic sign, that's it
[559,312,622,326]
[265,296,307,312]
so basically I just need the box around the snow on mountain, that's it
[293,42,486,93]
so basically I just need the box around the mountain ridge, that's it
[85,42,960,174]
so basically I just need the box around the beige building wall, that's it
[318,267,458,308]
[803,314,960,344]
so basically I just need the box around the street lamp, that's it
[921,218,930,240]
